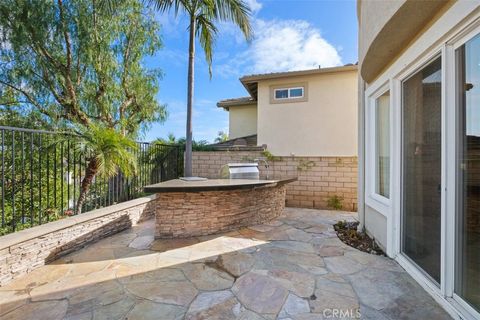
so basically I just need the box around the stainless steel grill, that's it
[228,163,259,179]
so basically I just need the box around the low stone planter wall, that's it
[155,184,286,238]
[192,151,358,211]
[0,195,156,287]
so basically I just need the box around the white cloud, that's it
[252,19,341,72]
[155,11,186,38]
[244,0,262,14]
[216,19,342,77]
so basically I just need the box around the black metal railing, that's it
[0,126,182,235]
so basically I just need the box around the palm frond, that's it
[58,125,138,179]
[196,13,218,78]
[146,0,192,15]
[211,0,253,41]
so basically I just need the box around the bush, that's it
[327,195,344,210]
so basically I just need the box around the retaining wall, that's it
[0,195,156,286]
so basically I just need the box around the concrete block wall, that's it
[192,151,358,211]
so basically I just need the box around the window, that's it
[274,89,289,99]
[455,33,480,313]
[289,87,304,98]
[274,87,304,100]
[365,85,391,214]
[375,91,390,198]
[402,57,442,284]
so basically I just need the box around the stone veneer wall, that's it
[192,151,357,211]
[155,184,286,238]
[0,195,156,287]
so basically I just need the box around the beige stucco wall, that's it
[358,0,451,83]
[228,104,257,139]
[256,70,358,157]
[357,0,405,75]
[364,205,387,251]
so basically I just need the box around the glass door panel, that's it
[376,92,390,198]
[456,34,480,313]
[402,57,442,284]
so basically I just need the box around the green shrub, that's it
[261,150,280,162]
[297,160,315,171]
[327,195,344,210]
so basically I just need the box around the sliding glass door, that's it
[402,57,442,284]
[456,34,480,313]
[394,26,480,318]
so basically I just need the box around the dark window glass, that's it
[376,91,390,198]
[402,57,442,284]
[290,88,303,97]
[275,89,288,99]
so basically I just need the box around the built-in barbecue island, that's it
[144,172,296,239]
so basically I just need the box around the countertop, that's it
[144,177,297,193]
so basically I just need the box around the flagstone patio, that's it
[0,208,451,319]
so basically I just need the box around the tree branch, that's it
[0,100,31,106]
[0,80,52,117]
[57,0,77,105]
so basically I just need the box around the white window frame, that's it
[270,82,308,104]
[447,22,480,320]
[365,83,392,216]
[273,86,304,100]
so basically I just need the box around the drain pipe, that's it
[358,77,366,232]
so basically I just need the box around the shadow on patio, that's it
[0,208,451,319]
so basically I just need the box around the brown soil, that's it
[334,220,384,256]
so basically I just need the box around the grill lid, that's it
[228,163,259,179]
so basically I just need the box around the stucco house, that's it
[217,65,358,157]
[191,65,359,211]
[358,1,480,319]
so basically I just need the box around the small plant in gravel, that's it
[334,220,384,255]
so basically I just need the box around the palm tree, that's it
[215,130,229,142]
[64,125,138,214]
[148,0,253,176]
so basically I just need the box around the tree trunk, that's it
[76,157,100,215]
[184,14,196,177]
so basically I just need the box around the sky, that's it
[143,0,358,143]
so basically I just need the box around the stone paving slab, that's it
[0,208,451,320]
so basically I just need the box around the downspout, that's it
[358,76,366,231]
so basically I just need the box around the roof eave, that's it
[216,99,257,110]
[240,65,357,83]
[238,65,357,100]
[241,82,258,100]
